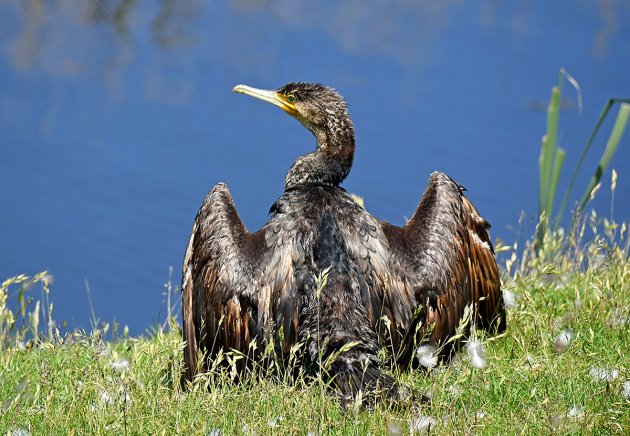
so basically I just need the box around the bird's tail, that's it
[325,346,401,408]
[303,267,402,408]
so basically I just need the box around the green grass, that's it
[537,68,630,250]
[1,217,629,434]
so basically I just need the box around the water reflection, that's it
[1,1,629,334]
[87,0,138,38]
[5,1,626,79]
[151,0,201,48]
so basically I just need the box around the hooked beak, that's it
[232,84,298,117]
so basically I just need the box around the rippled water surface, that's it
[1,1,629,333]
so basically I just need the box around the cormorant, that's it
[181,82,506,404]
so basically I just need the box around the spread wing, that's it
[378,172,506,363]
[181,183,295,383]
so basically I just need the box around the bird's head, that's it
[233,82,355,189]
[233,82,351,139]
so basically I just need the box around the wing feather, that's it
[181,183,277,384]
[377,172,505,363]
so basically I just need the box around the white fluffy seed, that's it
[567,405,584,420]
[467,340,488,369]
[100,390,113,406]
[503,289,517,309]
[416,345,438,369]
[589,367,619,382]
[410,416,437,433]
[553,329,573,354]
[111,358,130,372]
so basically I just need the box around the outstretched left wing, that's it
[374,172,506,363]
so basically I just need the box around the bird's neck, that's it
[284,116,355,191]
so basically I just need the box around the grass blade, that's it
[537,85,561,245]
[577,103,630,213]
[541,87,561,209]
[557,98,630,227]
[546,147,566,220]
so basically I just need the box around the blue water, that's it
[1,1,629,335]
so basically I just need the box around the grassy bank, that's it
[1,219,629,435]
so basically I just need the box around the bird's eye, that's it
[287,95,297,103]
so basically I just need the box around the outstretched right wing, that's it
[181,183,294,383]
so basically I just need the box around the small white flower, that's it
[553,329,573,354]
[416,345,438,369]
[447,384,460,397]
[567,405,584,420]
[41,273,54,286]
[589,367,619,382]
[122,392,132,404]
[475,411,486,420]
[410,416,437,433]
[267,416,284,428]
[208,428,222,436]
[621,380,630,399]
[17,341,26,351]
[111,358,130,372]
[467,340,487,369]
[100,390,113,406]
[10,429,31,436]
[385,420,403,436]
[503,290,517,309]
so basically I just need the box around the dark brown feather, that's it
[181,183,274,382]
[377,172,505,363]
